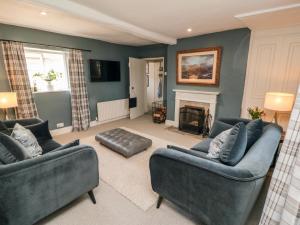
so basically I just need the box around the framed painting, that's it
[176,47,222,86]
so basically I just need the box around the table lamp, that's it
[0,92,18,120]
[264,92,294,124]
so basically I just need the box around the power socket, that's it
[56,123,64,128]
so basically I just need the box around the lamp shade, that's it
[0,92,18,109]
[264,92,294,112]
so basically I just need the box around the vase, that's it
[46,81,54,91]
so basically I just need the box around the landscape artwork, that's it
[176,47,221,86]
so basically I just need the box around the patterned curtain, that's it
[68,49,90,131]
[1,41,38,118]
[259,86,300,225]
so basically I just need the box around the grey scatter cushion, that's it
[207,128,232,159]
[11,123,42,158]
[0,142,18,164]
[219,122,247,166]
[246,119,263,150]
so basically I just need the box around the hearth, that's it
[179,105,206,135]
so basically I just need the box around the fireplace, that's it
[179,106,206,135]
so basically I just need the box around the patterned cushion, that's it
[11,123,42,158]
[207,128,232,159]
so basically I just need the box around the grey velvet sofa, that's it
[0,118,99,225]
[150,118,281,225]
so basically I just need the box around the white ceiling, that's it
[0,0,299,46]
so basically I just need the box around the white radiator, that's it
[97,99,129,124]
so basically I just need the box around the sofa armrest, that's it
[3,118,43,128]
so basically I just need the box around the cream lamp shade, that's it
[0,92,18,109]
[264,92,294,112]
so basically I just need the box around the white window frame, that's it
[24,47,70,93]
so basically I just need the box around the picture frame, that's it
[176,47,222,86]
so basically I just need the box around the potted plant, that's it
[33,70,62,91]
[247,106,265,120]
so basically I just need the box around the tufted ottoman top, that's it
[95,128,152,158]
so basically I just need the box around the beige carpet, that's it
[80,127,183,211]
[39,116,267,225]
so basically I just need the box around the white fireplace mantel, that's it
[170,89,220,128]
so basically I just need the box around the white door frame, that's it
[143,57,165,109]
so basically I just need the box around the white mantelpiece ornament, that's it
[172,89,220,128]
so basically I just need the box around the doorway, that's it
[145,58,164,113]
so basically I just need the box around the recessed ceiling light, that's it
[187,28,192,32]
[40,11,47,16]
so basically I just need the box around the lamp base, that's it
[273,111,279,125]
[2,108,9,120]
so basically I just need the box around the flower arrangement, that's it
[33,70,62,82]
[247,106,265,120]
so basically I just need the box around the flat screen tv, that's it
[90,59,121,82]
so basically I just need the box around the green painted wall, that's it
[0,23,138,129]
[166,28,250,121]
[0,24,250,129]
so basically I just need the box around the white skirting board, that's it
[165,120,177,127]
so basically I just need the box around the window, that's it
[25,47,69,92]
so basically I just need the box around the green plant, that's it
[247,106,265,120]
[33,70,62,82]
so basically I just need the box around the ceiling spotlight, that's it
[187,28,192,32]
[40,11,47,16]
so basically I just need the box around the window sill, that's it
[33,89,70,94]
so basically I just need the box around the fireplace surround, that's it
[166,89,220,128]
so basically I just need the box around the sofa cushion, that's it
[0,132,31,160]
[191,139,212,153]
[219,122,247,166]
[38,138,61,154]
[11,123,42,158]
[246,119,263,150]
[207,128,232,159]
[0,142,18,164]
[52,139,80,152]
[209,120,233,138]
[0,121,11,135]
[25,120,52,141]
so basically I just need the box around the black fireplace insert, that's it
[179,106,206,135]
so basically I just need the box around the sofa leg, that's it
[156,195,163,209]
[88,190,96,204]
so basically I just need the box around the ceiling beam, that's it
[27,0,177,45]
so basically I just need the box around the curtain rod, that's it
[0,39,92,52]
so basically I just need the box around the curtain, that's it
[259,86,300,225]
[1,41,38,118]
[68,49,90,131]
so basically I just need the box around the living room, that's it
[0,1,299,225]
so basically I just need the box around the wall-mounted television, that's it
[90,59,121,82]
